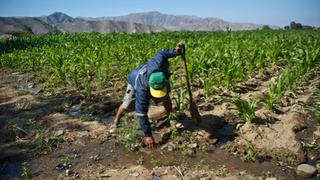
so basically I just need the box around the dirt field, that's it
[0,67,319,179]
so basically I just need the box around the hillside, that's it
[98,11,263,30]
[0,12,167,35]
[0,11,274,35]
[38,12,82,26]
[57,20,166,33]
[0,17,58,35]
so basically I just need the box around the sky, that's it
[0,0,319,27]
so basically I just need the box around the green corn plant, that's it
[265,44,319,111]
[83,81,93,97]
[173,86,187,112]
[305,88,320,125]
[70,64,80,88]
[21,162,31,179]
[232,96,257,123]
[240,139,256,162]
[203,78,214,102]
[265,84,279,111]
[1,30,319,100]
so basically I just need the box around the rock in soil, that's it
[76,130,89,138]
[296,164,318,178]
[187,143,198,149]
[316,161,320,172]
[265,178,277,180]
[131,172,140,177]
[55,162,72,171]
[65,169,72,176]
[54,129,64,137]
[314,127,320,137]
[175,123,184,129]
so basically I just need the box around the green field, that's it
[1,30,319,110]
[1,30,320,179]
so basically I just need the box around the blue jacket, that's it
[127,49,177,136]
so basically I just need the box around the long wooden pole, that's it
[181,55,201,124]
[182,55,194,105]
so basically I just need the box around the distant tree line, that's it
[284,21,318,30]
[262,25,271,30]
[260,21,319,30]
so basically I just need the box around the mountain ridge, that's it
[0,17,58,35]
[57,20,166,33]
[0,11,275,35]
[85,11,267,30]
[0,12,167,35]
[39,12,83,26]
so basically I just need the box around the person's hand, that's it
[176,42,185,56]
[144,135,156,149]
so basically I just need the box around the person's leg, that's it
[113,106,126,126]
[109,84,135,133]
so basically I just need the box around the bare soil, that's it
[1,68,319,179]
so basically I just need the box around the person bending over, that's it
[109,42,185,149]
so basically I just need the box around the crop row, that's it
[265,45,320,110]
[0,30,319,100]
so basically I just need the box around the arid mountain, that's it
[0,12,166,35]
[92,11,264,30]
[38,12,82,26]
[0,17,58,35]
[57,20,166,33]
[0,12,75,35]
[0,11,271,35]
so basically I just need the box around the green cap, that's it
[149,72,167,98]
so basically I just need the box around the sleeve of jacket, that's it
[148,49,177,78]
[135,89,151,136]
[156,49,177,60]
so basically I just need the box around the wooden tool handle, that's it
[182,55,193,104]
